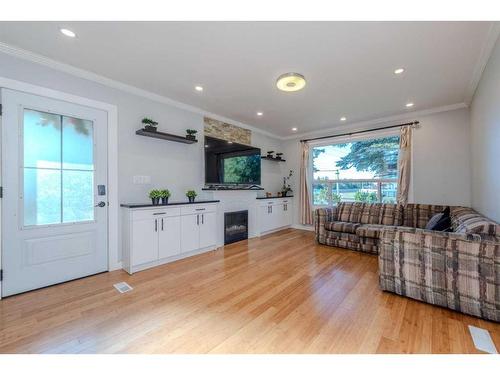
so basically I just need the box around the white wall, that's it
[470,36,500,222]
[0,51,285,260]
[411,108,471,206]
[283,107,472,227]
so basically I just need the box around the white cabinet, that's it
[122,203,218,274]
[199,212,217,248]
[181,208,217,253]
[131,218,158,266]
[158,216,181,259]
[258,198,293,234]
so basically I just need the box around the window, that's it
[312,134,400,205]
[23,109,95,226]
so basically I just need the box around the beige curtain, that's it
[300,141,313,225]
[396,125,412,205]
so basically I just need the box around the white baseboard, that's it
[292,224,315,232]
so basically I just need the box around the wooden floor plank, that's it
[0,229,498,354]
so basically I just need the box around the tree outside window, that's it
[312,135,400,205]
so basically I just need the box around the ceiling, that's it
[0,22,495,137]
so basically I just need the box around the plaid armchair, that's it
[379,226,499,322]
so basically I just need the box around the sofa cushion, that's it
[451,207,499,236]
[324,221,360,234]
[403,204,447,228]
[336,202,364,223]
[357,203,404,226]
[425,207,451,231]
[356,224,387,239]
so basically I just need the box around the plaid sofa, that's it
[315,203,500,321]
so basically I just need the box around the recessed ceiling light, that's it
[276,73,306,92]
[195,86,203,92]
[340,116,347,122]
[394,68,405,75]
[406,102,414,108]
[257,112,263,116]
[60,28,76,38]
[291,127,298,132]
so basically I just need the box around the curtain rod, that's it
[299,121,419,143]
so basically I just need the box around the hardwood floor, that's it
[0,229,498,354]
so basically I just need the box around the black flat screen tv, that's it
[204,136,261,185]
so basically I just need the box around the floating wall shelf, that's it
[261,156,286,162]
[136,129,198,144]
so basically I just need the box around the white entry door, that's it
[1,89,108,297]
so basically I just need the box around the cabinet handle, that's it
[155,219,157,232]
[195,208,206,211]
[153,212,166,215]
[197,214,199,225]
[161,218,164,231]
[202,214,204,224]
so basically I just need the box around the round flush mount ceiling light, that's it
[340,116,347,122]
[406,102,414,108]
[276,73,306,92]
[195,86,203,92]
[394,68,405,75]
[60,28,76,38]
[257,112,263,116]
[291,127,298,132]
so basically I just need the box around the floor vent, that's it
[113,281,133,294]
[468,325,497,354]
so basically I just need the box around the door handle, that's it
[95,201,106,208]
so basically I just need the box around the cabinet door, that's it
[274,203,285,228]
[158,216,181,259]
[181,214,200,253]
[131,218,159,266]
[259,205,271,233]
[199,212,216,248]
[283,202,292,226]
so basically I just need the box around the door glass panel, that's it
[23,168,62,226]
[23,109,95,226]
[62,116,94,170]
[62,170,94,223]
[23,109,62,169]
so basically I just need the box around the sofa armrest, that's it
[314,207,337,241]
[379,226,499,321]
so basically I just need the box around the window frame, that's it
[19,106,97,229]
[309,129,400,207]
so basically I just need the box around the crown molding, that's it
[281,102,468,141]
[464,21,500,105]
[0,41,282,140]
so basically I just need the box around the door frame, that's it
[0,77,120,299]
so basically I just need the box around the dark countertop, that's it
[121,200,220,209]
[256,195,294,200]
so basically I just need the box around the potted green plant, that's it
[281,170,293,197]
[142,117,158,132]
[160,189,171,205]
[186,189,197,203]
[186,129,198,141]
[149,189,162,205]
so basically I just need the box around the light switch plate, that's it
[133,175,151,184]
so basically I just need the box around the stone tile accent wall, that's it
[204,117,251,145]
